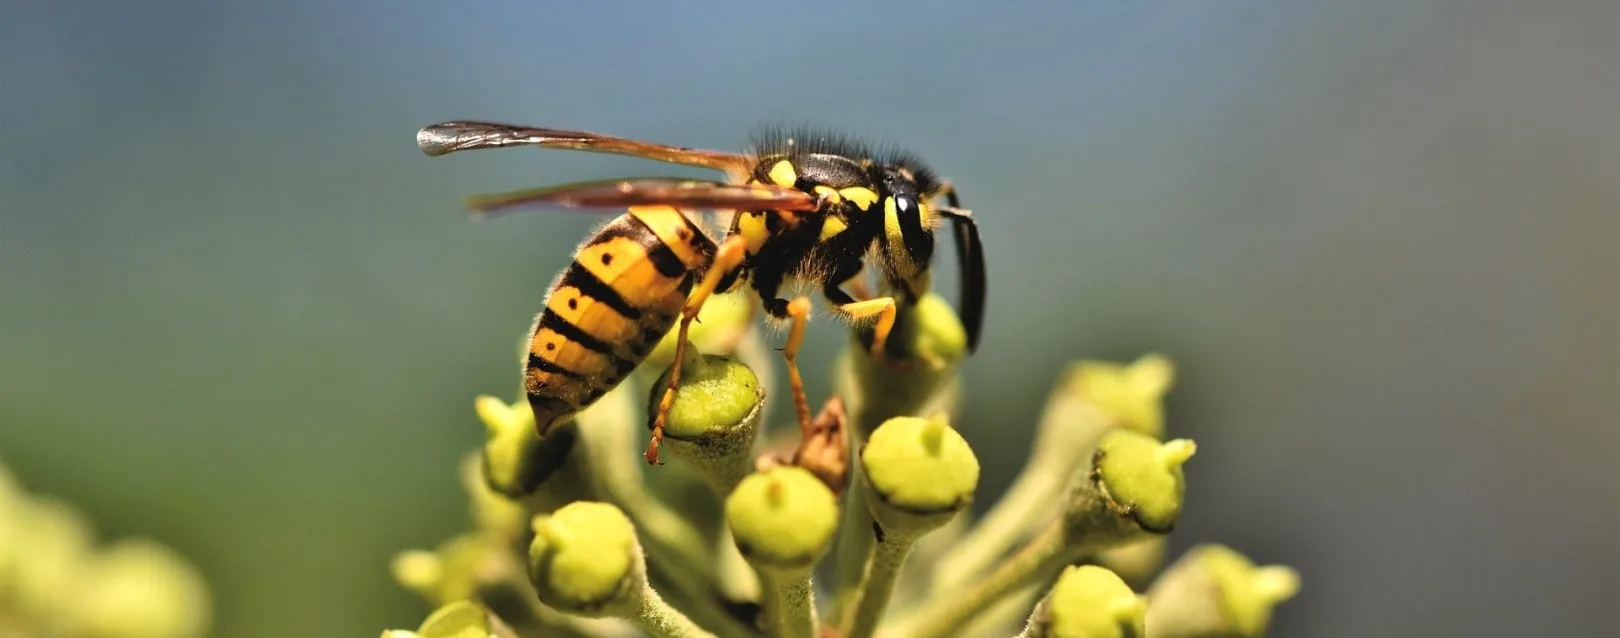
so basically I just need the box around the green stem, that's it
[828,470,874,622]
[575,384,750,638]
[632,584,719,638]
[930,465,1057,592]
[842,533,915,638]
[898,523,1073,638]
[757,568,818,638]
[933,394,1109,593]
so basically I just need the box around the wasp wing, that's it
[464,177,819,217]
[417,121,751,173]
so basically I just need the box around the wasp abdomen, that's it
[525,206,716,433]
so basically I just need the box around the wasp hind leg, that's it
[646,233,750,465]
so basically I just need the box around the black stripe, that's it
[625,213,693,278]
[538,311,614,355]
[560,262,642,320]
[528,352,585,380]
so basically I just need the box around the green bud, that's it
[0,463,19,598]
[65,539,213,638]
[647,351,764,494]
[413,600,506,638]
[839,293,968,430]
[391,533,498,606]
[1038,565,1145,638]
[527,501,642,616]
[476,394,589,511]
[10,496,93,618]
[1091,537,1167,589]
[1070,354,1173,438]
[861,415,980,536]
[1090,431,1194,534]
[646,291,754,368]
[1145,545,1299,638]
[725,466,839,570]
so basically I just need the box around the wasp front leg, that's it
[647,233,750,465]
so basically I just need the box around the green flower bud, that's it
[412,600,509,638]
[11,496,93,618]
[839,293,968,430]
[1091,537,1167,589]
[0,463,20,598]
[646,291,754,368]
[1071,431,1195,539]
[842,416,980,638]
[646,351,764,493]
[527,501,642,616]
[1145,545,1299,638]
[1070,354,1173,437]
[66,539,212,638]
[725,466,840,570]
[391,533,498,606]
[476,394,589,509]
[1035,565,1146,638]
[861,415,980,536]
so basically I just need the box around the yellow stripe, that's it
[546,285,640,343]
[530,328,615,377]
[628,206,705,267]
[578,238,686,307]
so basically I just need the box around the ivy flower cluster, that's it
[383,293,1298,638]
[0,462,211,638]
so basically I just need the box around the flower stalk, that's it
[894,430,1195,638]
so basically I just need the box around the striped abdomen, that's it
[526,206,717,434]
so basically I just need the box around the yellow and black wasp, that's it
[416,121,986,464]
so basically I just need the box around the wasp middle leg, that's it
[646,233,750,465]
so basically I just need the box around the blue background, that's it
[3,1,1615,636]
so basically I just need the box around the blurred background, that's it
[2,0,1615,635]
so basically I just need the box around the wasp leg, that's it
[646,233,750,465]
[774,296,817,437]
[839,297,899,361]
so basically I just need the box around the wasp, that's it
[416,121,986,464]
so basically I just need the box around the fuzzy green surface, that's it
[1199,545,1299,636]
[528,502,637,608]
[862,416,979,512]
[651,354,761,440]
[724,467,839,567]
[1048,565,1145,638]
[1094,431,1190,531]
[415,600,491,638]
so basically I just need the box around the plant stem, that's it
[842,533,915,638]
[828,469,874,622]
[757,568,818,638]
[632,584,719,638]
[897,522,1071,638]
